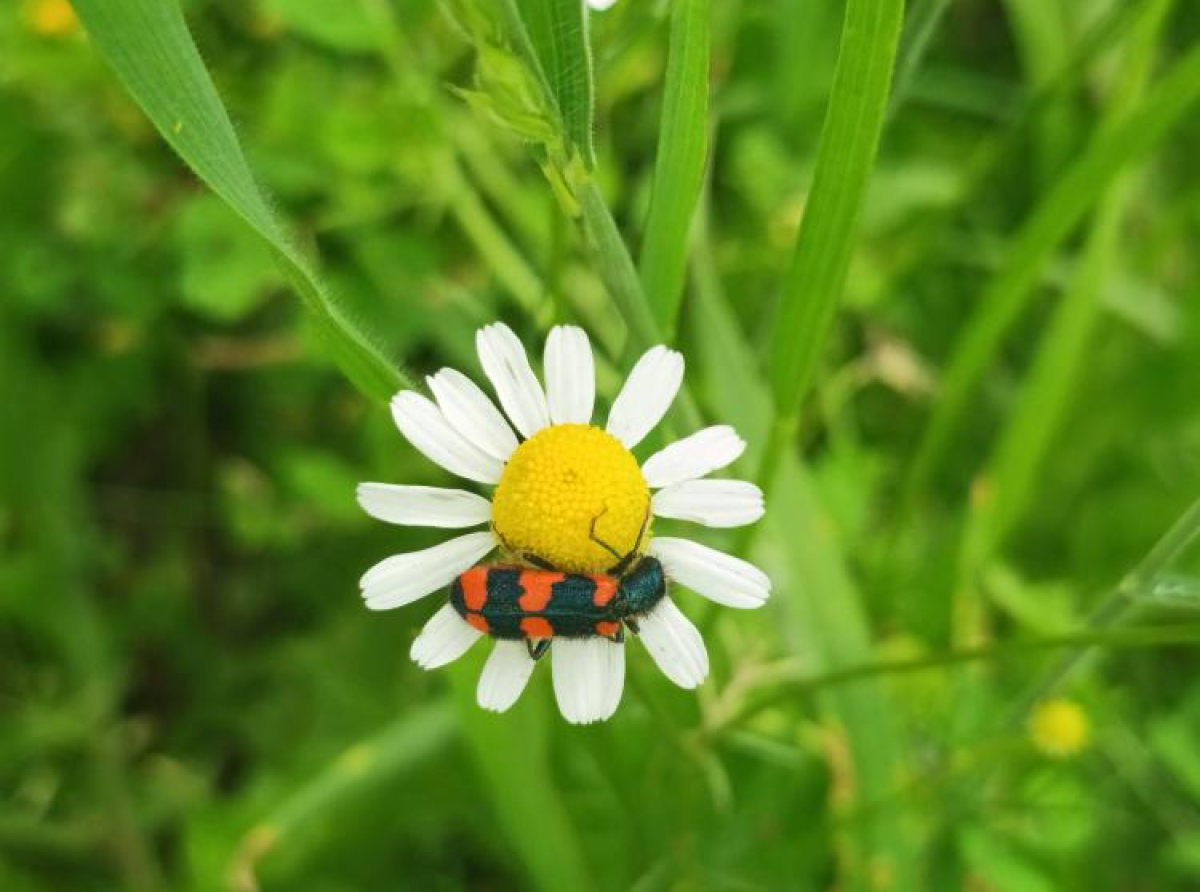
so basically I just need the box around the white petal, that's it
[641,425,746,488]
[649,537,770,609]
[552,638,625,724]
[652,479,765,528]
[391,391,504,484]
[426,368,519,462]
[357,483,492,528]
[588,0,618,10]
[606,345,684,449]
[361,531,495,610]
[477,640,537,712]
[476,323,551,438]
[410,603,483,669]
[544,325,595,425]
[636,597,709,688]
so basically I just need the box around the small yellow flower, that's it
[25,0,77,37]
[1028,698,1090,758]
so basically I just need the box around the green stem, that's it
[717,619,1200,736]
[577,180,666,352]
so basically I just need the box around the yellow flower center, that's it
[1028,698,1090,758]
[491,424,650,574]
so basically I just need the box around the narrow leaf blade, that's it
[640,0,711,338]
[515,0,596,167]
[768,0,906,416]
[69,0,407,400]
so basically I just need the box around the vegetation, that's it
[3,0,1200,889]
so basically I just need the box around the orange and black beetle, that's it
[449,506,664,659]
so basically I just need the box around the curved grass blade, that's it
[905,37,1200,506]
[514,0,596,167]
[639,0,711,338]
[69,0,407,401]
[765,0,905,485]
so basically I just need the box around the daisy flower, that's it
[357,322,769,723]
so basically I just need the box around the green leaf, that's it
[767,0,905,420]
[69,0,408,401]
[639,0,711,339]
[514,0,596,167]
[906,34,1200,504]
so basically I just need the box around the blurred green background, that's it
[4,0,1200,890]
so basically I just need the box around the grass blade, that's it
[887,0,951,118]
[690,223,916,890]
[639,0,711,338]
[514,0,596,167]
[69,0,407,401]
[767,0,905,419]
[905,36,1200,505]
[962,0,1173,579]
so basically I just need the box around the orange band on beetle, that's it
[521,617,553,639]
[464,612,490,634]
[591,576,617,607]
[518,571,564,611]
[460,568,489,610]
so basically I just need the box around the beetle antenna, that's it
[630,500,651,554]
[591,500,652,576]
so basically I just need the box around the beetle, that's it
[447,504,664,660]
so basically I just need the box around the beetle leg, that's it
[610,626,625,644]
[521,552,558,571]
[623,617,640,635]
[526,638,551,661]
